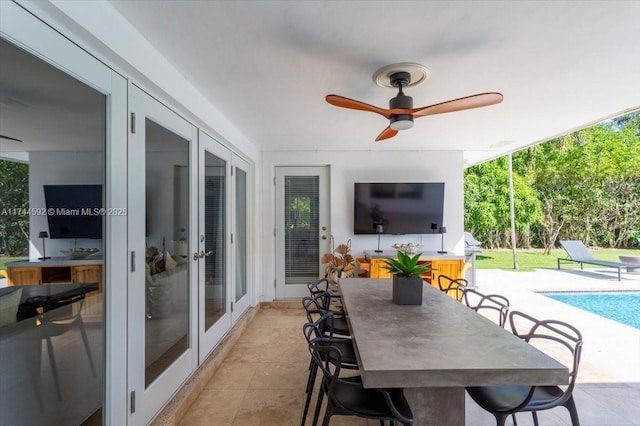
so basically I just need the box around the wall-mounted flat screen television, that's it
[354,182,444,234]
[43,184,103,239]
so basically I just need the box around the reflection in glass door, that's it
[203,151,226,331]
[0,34,108,426]
[143,119,190,387]
[128,86,197,425]
[198,131,231,361]
[232,156,250,321]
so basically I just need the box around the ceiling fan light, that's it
[389,115,414,131]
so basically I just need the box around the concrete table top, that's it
[339,277,569,424]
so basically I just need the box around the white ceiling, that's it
[0,38,105,153]
[107,0,640,165]
[2,1,638,165]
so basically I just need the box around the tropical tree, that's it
[465,110,640,250]
[464,157,542,248]
[0,160,29,255]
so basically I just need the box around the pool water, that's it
[544,292,640,329]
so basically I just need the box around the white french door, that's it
[128,86,198,425]
[197,134,251,357]
[231,155,250,322]
[275,166,330,298]
[197,131,232,360]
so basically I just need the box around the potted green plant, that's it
[383,250,431,305]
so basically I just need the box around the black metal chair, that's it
[462,288,510,327]
[39,292,97,400]
[437,275,468,301]
[302,291,350,337]
[307,278,343,315]
[466,310,583,426]
[301,300,357,425]
[304,317,413,426]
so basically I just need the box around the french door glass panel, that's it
[198,131,231,361]
[232,155,250,321]
[235,166,247,303]
[285,176,321,284]
[0,36,107,425]
[203,151,226,331]
[144,119,191,386]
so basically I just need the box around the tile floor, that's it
[180,269,640,425]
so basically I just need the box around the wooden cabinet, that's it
[431,259,464,289]
[72,265,103,294]
[368,258,393,279]
[6,266,41,285]
[7,262,103,294]
[357,252,464,290]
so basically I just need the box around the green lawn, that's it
[476,248,640,271]
[0,256,28,271]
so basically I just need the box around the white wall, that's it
[28,151,104,258]
[261,150,465,301]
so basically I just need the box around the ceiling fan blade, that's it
[375,126,398,142]
[411,92,503,118]
[0,134,23,142]
[326,94,392,119]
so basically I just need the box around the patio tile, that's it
[231,389,305,426]
[183,270,640,425]
[204,360,257,390]
[178,389,245,426]
[248,362,309,390]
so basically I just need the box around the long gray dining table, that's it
[339,277,569,425]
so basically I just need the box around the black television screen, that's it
[354,182,444,234]
[43,185,103,239]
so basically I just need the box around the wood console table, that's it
[6,257,103,294]
[357,250,465,288]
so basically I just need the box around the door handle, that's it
[194,250,213,260]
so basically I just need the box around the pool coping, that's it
[476,268,640,384]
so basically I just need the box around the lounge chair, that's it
[558,240,638,281]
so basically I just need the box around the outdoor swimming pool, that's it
[544,291,640,329]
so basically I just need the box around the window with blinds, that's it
[284,176,320,285]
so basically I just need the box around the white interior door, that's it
[231,155,250,322]
[128,86,198,424]
[275,166,330,298]
[198,131,232,360]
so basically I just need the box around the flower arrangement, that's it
[321,236,356,280]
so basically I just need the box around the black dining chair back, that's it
[437,275,468,301]
[307,278,330,295]
[302,292,350,337]
[301,312,358,426]
[307,278,343,314]
[466,310,583,426]
[39,293,97,400]
[307,329,414,426]
[462,288,510,327]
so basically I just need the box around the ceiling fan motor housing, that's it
[389,71,414,130]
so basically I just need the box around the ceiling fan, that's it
[326,66,503,142]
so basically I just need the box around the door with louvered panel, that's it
[275,166,330,298]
